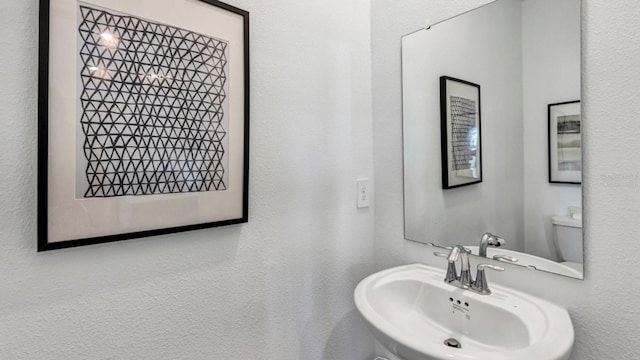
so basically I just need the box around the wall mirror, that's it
[402,0,583,279]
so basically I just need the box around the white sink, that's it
[354,264,574,360]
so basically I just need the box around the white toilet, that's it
[551,215,583,269]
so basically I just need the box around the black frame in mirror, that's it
[548,100,582,185]
[440,76,483,189]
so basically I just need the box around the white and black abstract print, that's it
[77,4,229,198]
[557,114,581,171]
[449,96,478,171]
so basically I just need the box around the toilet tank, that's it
[551,215,583,263]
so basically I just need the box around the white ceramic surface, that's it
[552,215,584,263]
[465,246,583,278]
[355,264,574,360]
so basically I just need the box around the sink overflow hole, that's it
[444,338,462,349]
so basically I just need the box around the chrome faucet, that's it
[435,245,473,289]
[472,264,504,295]
[479,232,506,257]
[492,254,518,263]
[434,244,505,295]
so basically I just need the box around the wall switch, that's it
[356,178,370,209]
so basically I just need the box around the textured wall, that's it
[372,0,640,359]
[0,0,375,359]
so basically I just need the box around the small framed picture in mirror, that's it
[439,76,482,189]
[548,101,581,184]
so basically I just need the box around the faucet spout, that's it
[479,232,506,257]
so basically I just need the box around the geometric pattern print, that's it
[449,96,477,171]
[78,5,228,197]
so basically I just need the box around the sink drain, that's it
[444,338,462,349]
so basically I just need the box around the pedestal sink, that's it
[354,264,574,360]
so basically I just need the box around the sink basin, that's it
[354,264,574,360]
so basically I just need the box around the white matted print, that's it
[548,101,581,184]
[440,76,482,189]
[38,0,249,250]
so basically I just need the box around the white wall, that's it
[522,0,582,260]
[0,0,375,359]
[402,0,525,252]
[4,0,640,358]
[372,0,640,359]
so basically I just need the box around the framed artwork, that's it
[439,76,482,189]
[38,0,250,251]
[548,101,581,184]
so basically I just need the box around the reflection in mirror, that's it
[402,0,583,279]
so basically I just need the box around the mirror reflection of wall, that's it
[402,0,582,278]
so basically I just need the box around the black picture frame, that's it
[38,0,250,251]
[439,76,483,189]
[548,100,581,184]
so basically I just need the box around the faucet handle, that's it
[433,252,459,283]
[492,255,518,263]
[478,264,505,272]
[472,264,505,295]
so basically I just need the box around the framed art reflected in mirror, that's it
[548,100,581,184]
[440,76,482,189]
